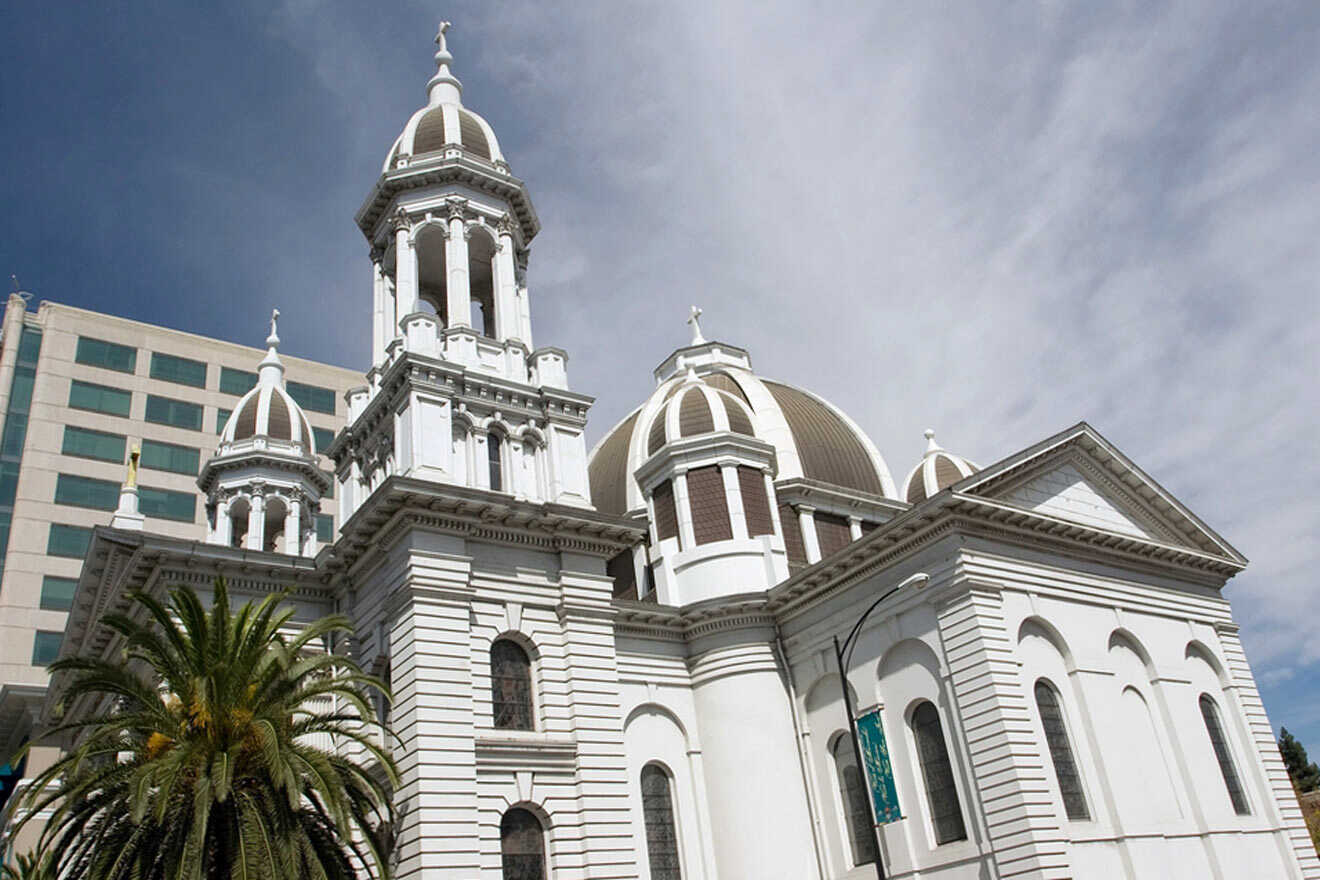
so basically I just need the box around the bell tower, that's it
[333,24,591,520]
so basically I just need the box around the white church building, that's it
[31,25,1320,880]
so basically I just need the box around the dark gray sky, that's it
[3,2,1317,747]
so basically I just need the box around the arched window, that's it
[491,639,534,730]
[1034,680,1090,821]
[488,433,504,491]
[830,734,878,866]
[640,764,683,880]
[1199,695,1250,815]
[500,807,545,880]
[911,701,967,845]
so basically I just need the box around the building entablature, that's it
[772,477,907,524]
[632,433,776,492]
[356,156,539,245]
[197,448,331,496]
[322,476,645,586]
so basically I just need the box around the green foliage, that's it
[1,851,54,880]
[14,579,397,880]
[1280,727,1320,793]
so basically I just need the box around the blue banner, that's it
[855,708,902,824]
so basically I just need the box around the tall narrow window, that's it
[641,764,683,879]
[491,639,534,730]
[1200,695,1250,815]
[500,808,545,880]
[488,433,504,491]
[831,734,878,866]
[1034,681,1090,820]
[912,701,967,844]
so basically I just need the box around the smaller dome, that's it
[645,379,757,456]
[222,383,316,454]
[902,429,979,504]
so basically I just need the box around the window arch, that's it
[1199,694,1250,815]
[1034,680,1089,821]
[911,701,967,845]
[490,639,534,730]
[830,733,878,867]
[640,763,683,880]
[500,807,546,880]
[488,432,505,491]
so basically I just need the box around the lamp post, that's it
[833,571,929,880]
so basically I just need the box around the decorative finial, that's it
[9,275,18,293]
[687,305,706,345]
[924,428,941,454]
[259,307,285,384]
[427,20,462,104]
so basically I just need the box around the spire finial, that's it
[259,307,285,385]
[427,20,463,105]
[924,428,941,454]
[687,305,706,345]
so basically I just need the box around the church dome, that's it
[382,23,506,172]
[901,429,979,504]
[216,312,316,457]
[644,380,757,456]
[589,355,898,517]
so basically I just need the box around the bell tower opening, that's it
[414,224,450,325]
[468,226,497,338]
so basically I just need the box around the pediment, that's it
[954,423,1244,564]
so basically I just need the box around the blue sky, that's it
[3,2,1318,748]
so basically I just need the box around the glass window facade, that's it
[138,486,196,522]
[139,440,199,475]
[47,524,92,558]
[39,576,79,612]
[216,408,232,433]
[145,395,203,430]
[0,327,41,579]
[149,352,207,388]
[69,380,131,418]
[32,631,63,666]
[312,426,335,451]
[62,426,127,463]
[218,367,257,395]
[75,336,136,373]
[55,473,120,511]
[287,380,335,414]
[315,513,333,542]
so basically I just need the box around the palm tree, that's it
[1,850,54,880]
[14,579,397,880]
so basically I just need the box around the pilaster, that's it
[935,583,1071,879]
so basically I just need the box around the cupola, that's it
[199,310,331,555]
[901,429,979,504]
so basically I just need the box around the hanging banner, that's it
[855,708,902,824]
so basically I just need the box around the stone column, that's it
[383,275,398,349]
[848,515,863,541]
[516,270,534,351]
[444,199,470,328]
[393,211,417,319]
[721,462,749,540]
[246,492,265,552]
[765,471,784,535]
[797,505,821,563]
[673,471,696,548]
[371,252,386,365]
[935,583,1072,879]
[215,497,232,546]
[285,497,302,556]
[494,216,519,342]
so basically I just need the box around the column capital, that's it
[390,206,412,234]
[445,196,468,221]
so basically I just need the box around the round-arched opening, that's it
[263,495,289,554]
[468,227,497,338]
[499,807,546,880]
[228,497,251,549]
[415,225,450,325]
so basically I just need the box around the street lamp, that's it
[833,571,929,880]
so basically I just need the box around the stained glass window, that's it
[491,639,533,730]
[641,764,683,879]
[488,434,504,491]
[1034,681,1090,821]
[500,808,545,880]
[912,701,967,845]
[831,734,878,866]
[1200,695,1250,815]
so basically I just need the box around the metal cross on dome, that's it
[435,21,452,51]
[687,305,706,345]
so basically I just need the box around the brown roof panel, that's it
[588,410,639,516]
[763,380,883,495]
